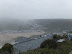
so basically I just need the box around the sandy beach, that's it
[0,31,45,47]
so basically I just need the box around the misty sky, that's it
[0,0,72,19]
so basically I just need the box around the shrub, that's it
[0,51,10,54]
[53,34,61,40]
[61,34,67,38]
[21,48,52,54]
[20,41,72,54]
[40,39,58,49]
[0,43,13,54]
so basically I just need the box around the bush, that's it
[0,51,10,54]
[20,41,72,54]
[61,34,67,38]
[20,48,52,54]
[40,39,58,49]
[0,43,13,54]
[53,34,61,40]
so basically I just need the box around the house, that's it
[68,33,72,41]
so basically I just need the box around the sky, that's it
[0,0,72,19]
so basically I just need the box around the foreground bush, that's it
[40,39,58,49]
[20,48,52,54]
[0,43,13,54]
[20,40,72,54]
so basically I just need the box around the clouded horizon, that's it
[0,0,72,19]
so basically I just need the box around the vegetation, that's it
[53,34,61,40]
[0,35,71,54]
[0,43,13,54]
[40,39,58,49]
[53,34,67,39]
[61,34,67,38]
[19,39,72,54]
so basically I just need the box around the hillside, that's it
[34,19,72,33]
[0,19,72,33]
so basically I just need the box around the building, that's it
[68,33,72,41]
[57,39,65,42]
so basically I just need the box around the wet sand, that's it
[0,31,45,46]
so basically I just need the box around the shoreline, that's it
[0,31,45,47]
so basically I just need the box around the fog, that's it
[0,0,72,19]
[0,0,72,30]
[0,0,72,48]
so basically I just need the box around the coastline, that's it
[0,31,45,47]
